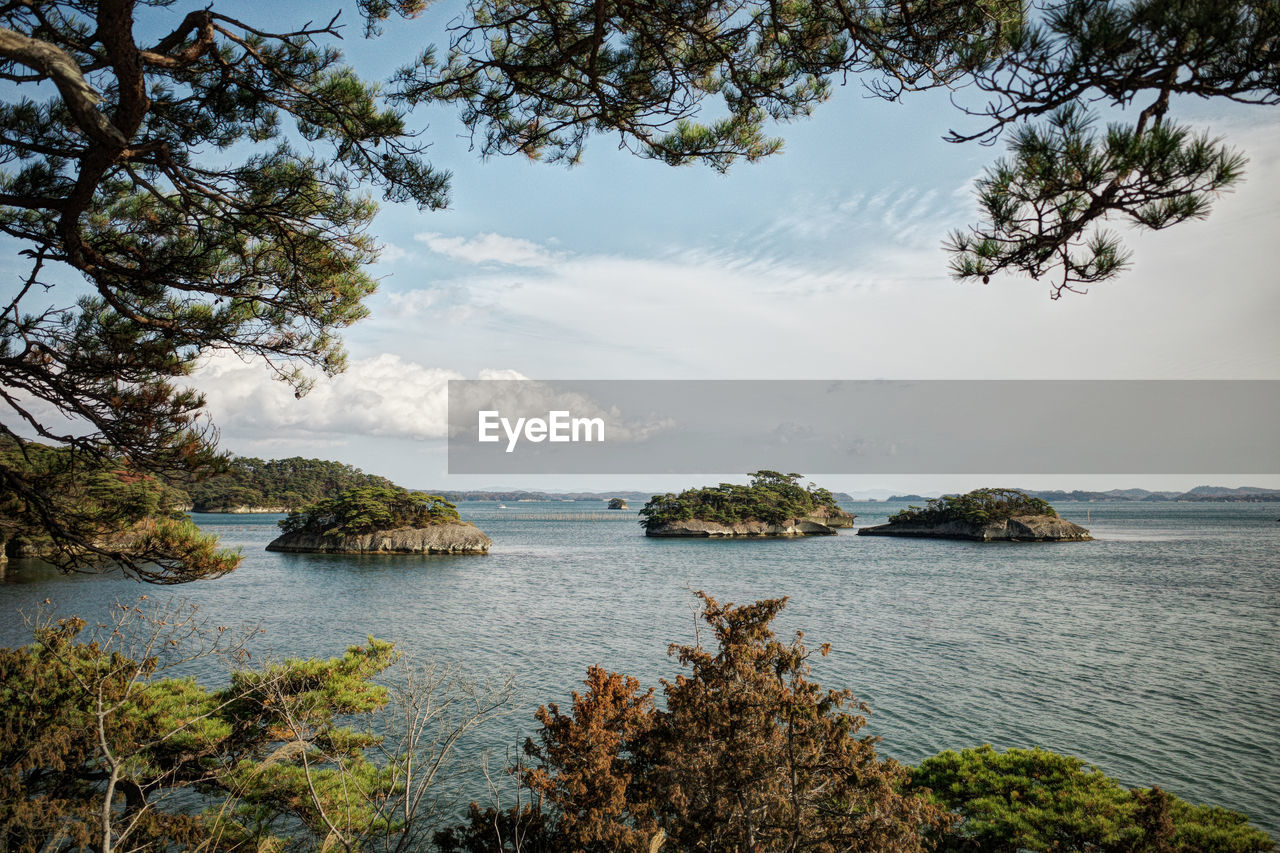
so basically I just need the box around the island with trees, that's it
[858,488,1092,541]
[0,438,235,581]
[176,456,398,513]
[641,471,855,537]
[266,486,490,555]
[1,0,1273,577]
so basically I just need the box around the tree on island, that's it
[1,1,1275,580]
[639,471,841,531]
[889,487,1058,526]
[278,485,461,538]
[0,437,235,581]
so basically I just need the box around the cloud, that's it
[190,356,671,446]
[382,278,525,325]
[759,183,960,252]
[414,231,562,268]
[191,353,529,441]
[377,241,412,263]
[370,134,1280,381]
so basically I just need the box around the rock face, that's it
[856,514,1091,542]
[608,498,629,510]
[266,523,491,554]
[646,512,855,538]
[807,505,856,528]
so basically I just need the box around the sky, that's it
[14,1,1280,495]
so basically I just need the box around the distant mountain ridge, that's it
[174,450,1280,511]
[888,487,1280,503]
[1028,486,1280,502]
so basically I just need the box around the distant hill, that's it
[1180,485,1280,500]
[178,454,1280,512]
[180,457,396,511]
[1026,487,1280,502]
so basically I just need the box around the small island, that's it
[857,488,1091,542]
[641,471,855,537]
[174,455,398,512]
[266,486,491,554]
[607,498,629,510]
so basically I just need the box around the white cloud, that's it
[414,231,562,268]
[191,353,531,441]
[371,125,1280,382]
[759,183,960,252]
[382,278,525,326]
[378,241,412,263]
[191,354,672,448]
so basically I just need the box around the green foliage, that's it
[639,470,841,530]
[178,455,398,512]
[3,598,1274,852]
[0,597,515,852]
[944,0,1272,295]
[947,103,1246,297]
[397,0,1022,169]
[398,0,1275,294]
[0,437,237,582]
[889,487,1058,526]
[0,1,443,582]
[911,745,1275,853]
[279,485,461,536]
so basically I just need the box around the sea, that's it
[2,500,1277,837]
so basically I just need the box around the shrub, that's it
[278,485,460,536]
[639,471,841,530]
[889,487,1057,526]
[911,745,1275,853]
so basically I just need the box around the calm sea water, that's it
[3,501,1278,836]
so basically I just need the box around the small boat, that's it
[497,504,507,509]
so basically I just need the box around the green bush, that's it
[279,486,461,536]
[889,487,1057,526]
[639,471,840,531]
[911,744,1274,853]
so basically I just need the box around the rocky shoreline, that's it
[856,514,1091,542]
[266,523,492,554]
[647,508,856,538]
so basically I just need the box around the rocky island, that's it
[608,498,629,510]
[857,488,1091,542]
[266,486,491,554]
[642,471,855,537]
